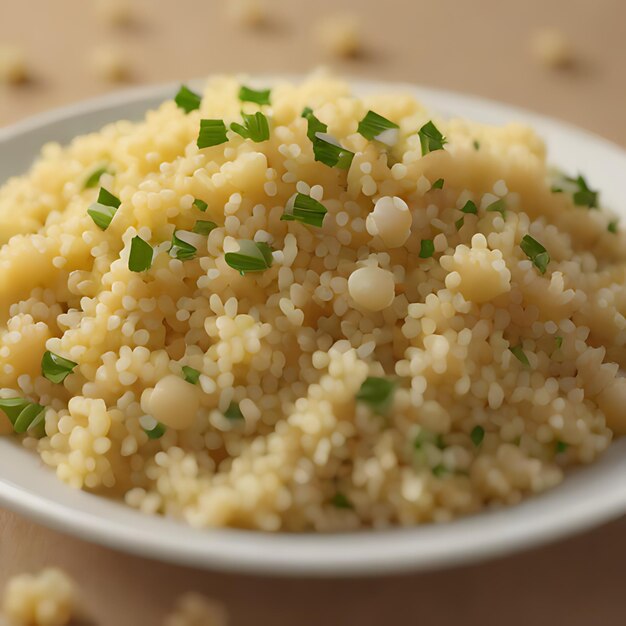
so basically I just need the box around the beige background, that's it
[1,1,626,624]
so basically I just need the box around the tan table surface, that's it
[1,1,626,624]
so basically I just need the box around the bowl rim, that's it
[1,75,625,576]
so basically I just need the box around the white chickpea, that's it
[348,266,395,312]
[366,196,412,248]
[141,375,199,430]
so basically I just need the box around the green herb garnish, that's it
[357,110,399,143]
[461,200,478,214]
[455,217,464,231]
[486,198,506,216]
[608,220,618,234]
[83,165,109,190]
[231,111,270,143]
[555,440,569,453]
[510,345,530,367]
[414,431,445,450]
[520,234,550,274]
[470,425,485,447]
[418,121,447,155]
[175,85,202,113]
[555,336,563,349]
[88,188,121,230]
[356,377,396,414]
[128,236,153,272]
[302,107,328,141]
[192,220,217,235]
[170,231,197,261]
[225,240,273,275]
[145,422,166,439]
[238,85,271,106]
[331,492,353,509]
[312,135,355,170]
[41,351,77,384]
[473,140,480,150]
[419,239,435,259]
[197,119,229,149]
[432,464,448,477]
[431,178,444,190]
[566,174,598,209]
[0,397,46,435]
[182,366,201,385]
[224,402,244,420]
[193,198,208,212]
[281,193,328,228]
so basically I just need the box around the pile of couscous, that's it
[0,74,624,531]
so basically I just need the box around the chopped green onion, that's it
[192,220,217,235]
[302,107,327,141]
[145,422,166,439]
[357,110,399,143]
[174,85,202,113]
[510,345,530,367]
[83,165,109,189]
[608,220,618,234]
[330,492,353,509]
[281,193,328,228]
[356,377,396,414]
[231,111,270,143]
[0,397,45,435]
[418,121,447,155]
[128,236,153,272]
[41,351,77,384]
[486,198,506,216]
[555,336,563,349]
[225,240,273,275]
[461,200,478,214]
[455,217,464,231]
[197,119,229,149]
[566,174,598,208]
[238,85,271,106]
[170,231,197,261]
[193,198,208,212]
[470,425,485,446]
[224,402,244,420]
[432,464,448,477]
[419,239,435,259]
[88,188,121,230]
[555,440,569,453]
[431,178,444,190]
[520,234,550,274]
[473,140,480,151]
[182,366,201,385]
[312,134,355,170]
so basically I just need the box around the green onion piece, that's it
[197,119,229,149]
[175,85,202,113]
[280,193,328,228]
[418,120,447,155]
[419,239,435,259]
[238,85,271,105]
[520,234,550,274]
[312,135,355,170]
[145,422,166,439]
[470,425,485,446]
[551,186,563,194]
[330,492,353,509]
[41,351,78,384]
[83,165,109,189]
[193,198,208,212]
[356,377,396,414]
[302,107,328,141]
[128,236,153,272]
[357,110,399,143]
[0,398,45,436]
[461,200,478,214]
[510,345,530,367]
[555,440,569,453]
[473,140,480,151]
[224,402,244,420]
[182,366,201,385]
[566,174,599,209]
[486,198,506,216]
[231,111,270,142]
[192,220,217,235]
[608,220,618,234]
[455,217,464,231]
[225,240,273,275]
[555,336,563,349]
[432,464,448,477]
[88,188,121,230]
[170,231,197,261]
[430,178,444,190]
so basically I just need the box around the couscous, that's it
[0,75,624,531]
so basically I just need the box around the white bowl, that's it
[0,78,625,576]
